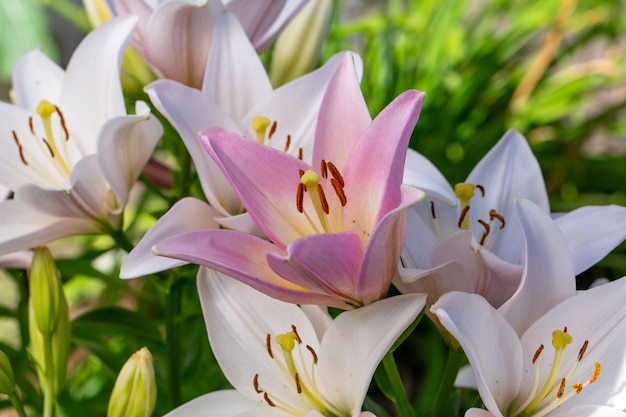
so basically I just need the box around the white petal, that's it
[403,148,456,205]
[499,199,576,336]
[464,409,497,417]
[432,292,522,417]
[163,390,261,417]
[555,205,626,275]
[120,198,220,278]
[97,101,163,210]
[299,304,332,341]
[317,294,426,415]
[12,50,64,110]
[0,251,33,270]
[59,16,137,156]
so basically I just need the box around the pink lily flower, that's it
[110,0,306,87]
[154,60,426,308]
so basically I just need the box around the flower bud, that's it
[270,0,333,87]
[107,347,156,417]
[0,350,15,395]
[29,247,62,335]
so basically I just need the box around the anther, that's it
[252,116,271,144]
[28,117,35,135]
[291,325,302,344]
[477,219,490,246]
[284,135,292,152]
[577,341,589,362]
[56,106,69,141]
[298,147,303,160]
[296,183,305,213]
[264,392,276,407]
[12,131,28,165]
[306,345,318,365]
[266,333,274,358]
[430,201,436,219]
[489,209,506,229]
[458,205,470,229]
[318,184,329,214]
[476,184,485,197]
[253,374,263,393]
[295,373,302,394]
[327,162,344,187]
[331,179,347,206]
[590,363,601,383]
[572,383,583,394]
[42,138,55,157]
[320,160,328,178]
[299,169,305,178]
[557,378,566,398]
[533,344,544,364]
[268,121,277,139]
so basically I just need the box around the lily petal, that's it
[163,390,263,417]
[59,16,136,156]
[224,0,288,51]
[499,199,576,336]
[12,50,64,110]
[120,198,221,278]
[403,148,456,205]
[555,204,626,275]
[432,292,522,417]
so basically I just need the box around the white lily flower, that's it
[161,269,425,417]
[120,12,362,278]
[432,274,626,417]
[0,17,163,255]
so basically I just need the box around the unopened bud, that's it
[107,347,156,417]
[270,0,333,86]
[0,350,15,395]
[29,247,62,335]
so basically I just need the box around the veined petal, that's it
[0,199,97,255]
[197,269,319,406]
[242,51,362,163]
[499,199,576,336]
[146,79,242,216]
[202,128,315,245]
[432,292,522,417]
[163,390,261,417]
[466,130,549,264]
[317,294,426,416]
[59,16,137,156]
[155,229,340,305]
[12,50,64,111]
[202,12,273,121]
[97,101,163,211]
[548,405,626,417]
[143,0,224,88]
[519,277,626,411]
[554,204,626,275]
[266,232,364,308]
[357,185,423,304]
[465,409,497,417]
[403,148,456,206]
[224,0,288,51]
[342,90,425,233]
[120,197,220,278]
[311,52,371,171]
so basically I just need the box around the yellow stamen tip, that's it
[454,182,475,201]
[276,332,297,352]
[300,170,320,188]
[552,329,573,349]
[37,100,57,119]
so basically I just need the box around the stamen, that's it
[298,147,303,160]
[264,392,276,407]
[533,344,544,364]
[295,373,302,394]
[252,116,271,144]
[557,378,566,398]
[12,131,28,165]
[489,209,506,229]
[331,179,347,206]
[590,363,601,383]
[28,117,35,135]
[318,185,329,215]
[477,219,490,246]
[458,205,470,229]
[296,183,305,213]
[299,169,305,178]
[268,121,277,139]
[476,184,485,197]
[572,383,583,394]
[430,201,436,219]
[577,341,588,361]
[284,135,292,152]
[299,170,330,232]
[36,100,71,176]
[291,325,302,344]
[42,138,55,157]
[254,374,263,393]
[327,162,344,187]
[306,345,318,365]
[266,333,274,358]
[56,106,69,141]
[320,160,328,178]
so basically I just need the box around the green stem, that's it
[430,347,464,417]
[110,229,135,253]
[177,151,192,198]
[166,280,182,408]
[8,392,29,417]
[381,351,416,417]
[42,333,55,417]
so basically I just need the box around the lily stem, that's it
[381,351,416,417]
[166,279,183,408]
[110,229,135,253]
[8,392,29,417]
[42,333,55,417]
[430,346,464,417]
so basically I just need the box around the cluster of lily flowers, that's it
[2,1,626,417]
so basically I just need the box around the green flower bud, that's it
[29,247,62,335]
[107,347,156,417]
[270,0,333,87]
[0,350,15,395]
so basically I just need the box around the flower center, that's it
[508,328,601,417]
[12,100,73,184]
[251,115,303,160]
[295,161,347,234]
[252,325,344,417]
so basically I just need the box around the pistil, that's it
[252,116,271,144]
